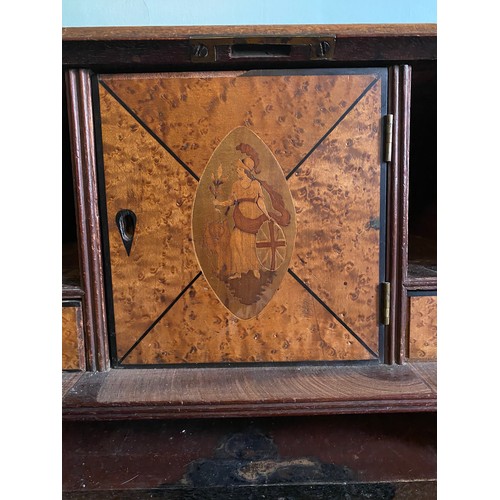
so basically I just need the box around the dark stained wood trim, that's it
[404,277,438,291]
[63,363,436,420]
[66,70,96,370]
[386,66,400,364]
[63,400,436,421]
[62,24,436,70]
[66,69,109,371]
[396,65,412,364]
[62,413,436,494]
[62,482,438,498]
[386,65,412,365]
[62,416,436,498]
[62,284,84,300]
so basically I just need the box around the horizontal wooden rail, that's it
[62,24,437,41]
[63,362,436,420]
[63,24,436,69]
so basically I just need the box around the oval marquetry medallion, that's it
[192,127,297,320]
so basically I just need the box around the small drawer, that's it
[408,294,437,360]
[62,301,85,371]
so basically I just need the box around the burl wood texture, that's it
[408,296,437,360]
[101,71,376,179]
[62,304,85,370]
[125,274,372,364]
[99,70,385,365]
[99,85,199,361]
[289,79,382,353]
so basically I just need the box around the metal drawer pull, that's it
[231,43,292,58]
[190,36,336,62]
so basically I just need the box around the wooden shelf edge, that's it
[404,278,437,291]
[62,24,437,41]
[62,371,85,398]
[62,363,436,421]
[406,263,437,290]
[62,284,85,300]
[63,400,436,421]
[63,24,436,69]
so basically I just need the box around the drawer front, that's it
[408,295,437,360]
[97,68,388,366]
[62,301,85,370]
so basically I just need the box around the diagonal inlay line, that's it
[118,272,202,364]
[286,77,380,180]
[99,80,200,181]
[288,269,378,358]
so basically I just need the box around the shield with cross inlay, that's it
[256,220,287,272]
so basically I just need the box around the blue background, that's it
[62,0,437,27]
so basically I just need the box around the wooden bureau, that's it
[62,24,437,497]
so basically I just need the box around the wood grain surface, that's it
[63,24,437,42]
[66,70,109,371]
[62,304,85,370]
[62,481,437,499]
[289,78,383,354]
[123,273,373,365]
[62,362,436,420]
[62,413,436,494]
[100,71,376,179]
[99,85,200,361]
[99,69,385,365]
[408,295,437,360]
[409,360,437,393]
[63,24,436,75]
[386,65,411,364]
[63,372,85,398]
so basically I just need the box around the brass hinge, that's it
[384,114,394,162]
[380,282,391,325]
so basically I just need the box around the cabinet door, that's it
[96,69,387,366]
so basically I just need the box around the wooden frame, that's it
[66,69,110,371]
[62,24,437,420]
